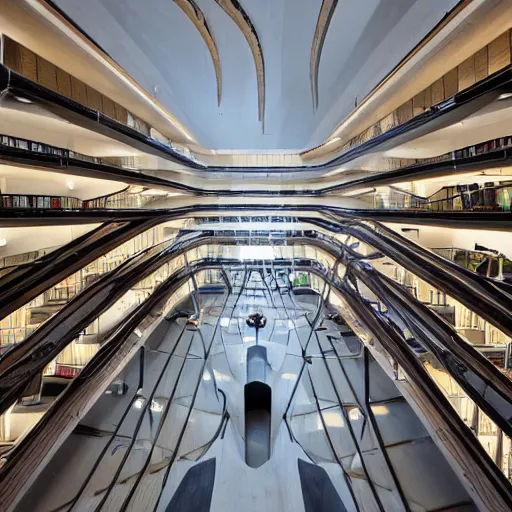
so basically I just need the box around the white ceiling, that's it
[54,0,459,150]
[0,165,126,199]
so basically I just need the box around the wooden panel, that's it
[3,36,22,72]
[114,102,129,124]
[17,46,39,82]
[474,47,489,81]
[458,56,476,90]
[56,68,72,98]
[363,126,374,143]
[101,96,117,119]
[86,86,102,111]
[373,120,382,137]
[36,57,58,92]
[132,115,151,136]
[488,32,511,74]
[423,85,432,110]
[70,76,88,106]
[442,68,458,99]
[396,100,413,124]
[412,89,431,116]
[379,112,397,132]
[430,78,445,104]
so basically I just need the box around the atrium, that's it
[0,1,512,510]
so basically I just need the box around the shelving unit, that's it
[0,226,166,363]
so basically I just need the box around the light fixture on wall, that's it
[66,180,75,191]
[0,238,7,247]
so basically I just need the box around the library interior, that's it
[1,1,512,511]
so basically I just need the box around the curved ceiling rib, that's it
[173,0,223,106]
[215,0,265,128]
[310,0,338,109]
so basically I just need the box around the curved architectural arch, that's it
[215,0,265,128]
[173,0,223,106]
[310,0,338,109]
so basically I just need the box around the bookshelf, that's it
[0,246,57,270]
[1,132,138,170]
[426,363,511,477]
[1,194,81,209]
[0,187,154,212]
[387,253,511,350]
[374,181,512,212]
[0,226,166,356]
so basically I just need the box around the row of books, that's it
[0,187,147,210]
[0,226,165,349]
[0,135,66,156]
[0,247,55,269]
[0,327,28,346]
[195,216,300,224]
[451,136,512,160]
[375,135,512,173]
[0,308,26,331]
[1,124,202,169]
[1,195,82,209]
[53,364,82,379]
[0,134,136,169]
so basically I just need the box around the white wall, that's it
[0,224,100,258]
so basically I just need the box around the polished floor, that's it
[18,271,476,512]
